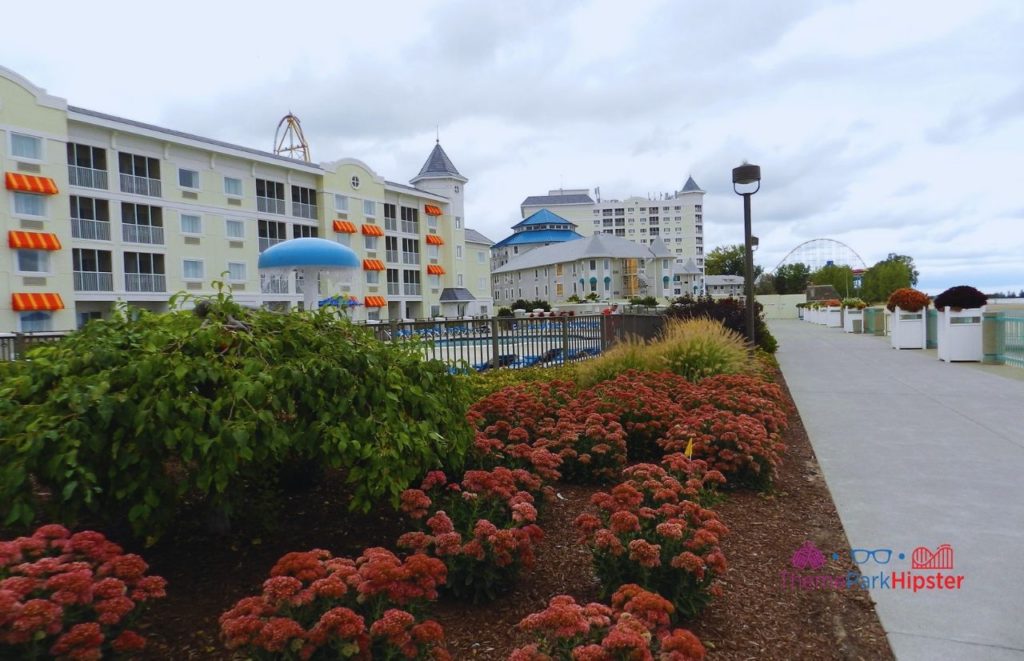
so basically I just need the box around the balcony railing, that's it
[68,165,108,190]
[259,237,284,253]
[402,252,420,265]
[384,218,398,232]
[119,173,161,197]
[385,250,399,263]
[261,274,290,294]
[122,224,164,245]
[257,197,286,215]
[403,283,422,296]
[400,221,419,234]
[71,218,111,241]
[73,271,113,292]
[387,282,401,296]
[292,201,317,219]
[124,273,166,292]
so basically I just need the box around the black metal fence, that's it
[0,314,667,369]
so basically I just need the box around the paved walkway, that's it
[770,320,1024,661]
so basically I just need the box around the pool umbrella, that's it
[258,238,360,311]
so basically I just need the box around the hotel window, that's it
[11,133,43,160]
[224,177,243,196]
[182,259,204,281]
[256,179,286,214]
[695,205,702,212]
[335,194,349,212]
[364,235,378,251]
[180,213,202,235]
[13,192,46,217]
[384,203,397,231]
[225,219,245,240]
[456,245,463,260]
[227,262,247,282]
[293,224,318,238]
[291,185,317,219]
[20,312,52,332]
[589,260,596,270]
[16,250,50,274]
[363,200,376,217]
[455,216,462,230]
[427,245,439,259]
[351,175,360,189]
[429,274,440,288]
[400,206,419,233]
[258,219,287,252]
[70,196,111,240]
[366,270,380,285]
[479,277,487,290]
[178,168,200,190]
[335,233,351,247]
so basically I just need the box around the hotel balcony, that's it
[71,218,111,241]
[73,271,114,292]
[119,173,162,197]
[124,273,166,293]
[68,165,108,190]
[122,224,164,245]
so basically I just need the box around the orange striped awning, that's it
[424,204,443,216]
[8,231,62,250]
[362,259,385,271]
[5,172,59,195]
[426,264,446,275]
[333,220,357,233]
[12,292,65,311]
[364,296,387,308]
[361,223,384,236]
[425,234,444,245]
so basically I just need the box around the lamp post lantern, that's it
[732,163,761,347]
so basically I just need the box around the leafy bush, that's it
[842,298,867,309]
[932,285,987,311]
[219,547,449,660]
[666,294,777,354]
[511,587,706,660]
[497,307,513,317]
[886,288,930,312]
[0,291,474,540]
[511,299,551,312]
[628,296,659,307]
[397,469,544,603]
[460,364,577,401]
[0,525,166,659]
[575,470,728,619]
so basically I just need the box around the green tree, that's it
[774,262,811,294]
[755,273,777,295]
[705,244,763,280]
[860,254,917,303]
[809,264,856,298]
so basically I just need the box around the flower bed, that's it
[219,547,449,660]
[0,525,166,659]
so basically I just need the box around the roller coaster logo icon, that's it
[910,544,954,570]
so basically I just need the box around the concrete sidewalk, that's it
[770,320,1024,661]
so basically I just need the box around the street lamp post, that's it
[732,163,761,347]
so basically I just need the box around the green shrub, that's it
[460,364,577,401]
[666,295,777,353]
[0,289,473,540]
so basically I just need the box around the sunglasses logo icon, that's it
[850,548,893,564]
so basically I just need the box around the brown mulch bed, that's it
[125,368,893,659]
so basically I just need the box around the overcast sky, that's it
[4,0,1022,293]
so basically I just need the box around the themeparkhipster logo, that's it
[780,541,965,593]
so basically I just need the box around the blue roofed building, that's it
[490,208,583,271]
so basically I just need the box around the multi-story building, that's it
[490,209,584,272]
[491,234,676,307]
[518,178,706,291]
[0,66,490,332]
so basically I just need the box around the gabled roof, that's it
[648,238,673,257]
[464,228,494,245]
[439,287,476,302]
[521,192,594,207]
[492,229,583,248]
[674,258,701,274]
[493,233,663,274]
[707,275,745,285]
[681,176,703,193]
[410,142,466,183]
[512,208,576,230]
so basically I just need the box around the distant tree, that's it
[774,262,811,294]
[860,255,916,303]
[706,244,764,280]
[755,273,777,295]
[809,264,856,299]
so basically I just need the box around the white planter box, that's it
[890,306,927,349]
[825,307,842,328]
[937,306,984,362]
[843,309,863,333]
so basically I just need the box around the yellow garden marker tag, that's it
[684,438,694,459]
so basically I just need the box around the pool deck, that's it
[770,319,1024,660]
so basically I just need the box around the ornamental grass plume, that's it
[0,525,165,659]
[652,318,752,383]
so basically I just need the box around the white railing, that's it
[261,274,289,294]
[122,224,164,245]
[73,271,113,291]
[259,237,284,253]
[71,218,111,241]
[385,218,398,232]
[68,165,108,190]
[386,250,400,263]
[124,273,166,292]
[387,282,401,296]
[402,252,420,265]
[403,283,422,296]
[292,201,317,219]
[119,173,161,197]
[400,221,419,234]
[257,197,286,215]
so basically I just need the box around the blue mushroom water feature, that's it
[257,238,360,312]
